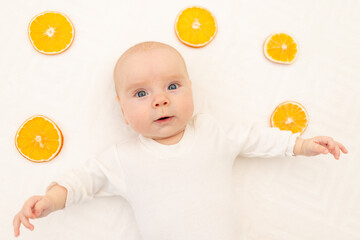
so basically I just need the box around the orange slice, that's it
[270,101,308,134]
[175,6,217,48]
[15,115,63,162]
[264,33,298,64]
[28,11,75,55]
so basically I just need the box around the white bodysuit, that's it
[49,113,298,240]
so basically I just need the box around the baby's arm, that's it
[12,145,126,237]
[13,184,67,237]
[293,136,348,160]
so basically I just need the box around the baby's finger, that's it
[20,214,34,231]
[315,136,335,148]
[333,144,340,160]
[337,142,348,154]
[13,214,21,237]
[24,205,36,219]
[22,199,38,220]
[313,142,328,154]
[23,197,39,213]
[325,137,336,152]
[33,199,47,217]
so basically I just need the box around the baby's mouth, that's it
[155,116,174,124]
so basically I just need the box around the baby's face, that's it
[115,47,194,144]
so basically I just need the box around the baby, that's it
[13,41,348,239]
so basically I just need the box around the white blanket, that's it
[1,0,359,239]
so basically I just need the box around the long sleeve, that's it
[46,144,127,207]
[224,121,299,158]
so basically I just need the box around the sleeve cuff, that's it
[285,133,300,157]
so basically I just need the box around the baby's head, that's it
[113,41,194,145]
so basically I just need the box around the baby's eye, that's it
[168,83,179,90]
[135,90,147,98]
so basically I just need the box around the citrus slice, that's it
[175,6,217,48]
[270,101,308,134]
[264,33,298,64]
[15,115,63,162]
[28,11,75,55]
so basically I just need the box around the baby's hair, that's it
[113,41,188,97]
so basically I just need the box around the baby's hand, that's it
[294,136,348,160]
[13,195,55,237]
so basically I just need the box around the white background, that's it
[1,0,359,239]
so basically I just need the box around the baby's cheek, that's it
[182,96,194,117]
[128,112,150,133]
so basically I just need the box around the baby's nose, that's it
[153,94,169,108]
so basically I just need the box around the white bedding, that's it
[1,0,359,239]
